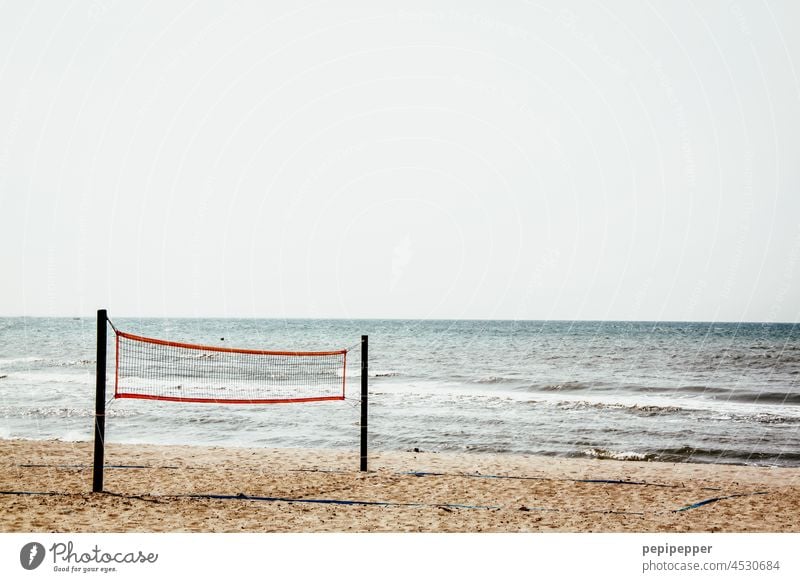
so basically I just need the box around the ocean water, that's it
[0,317,798,467]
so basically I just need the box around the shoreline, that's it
[1,439,799,532]
[4,435,795,470]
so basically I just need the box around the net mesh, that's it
[114,331,347,404]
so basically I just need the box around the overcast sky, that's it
[1,1,798,321]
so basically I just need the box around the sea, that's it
[1,317,798,467]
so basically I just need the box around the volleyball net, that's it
[93,310,368,492]
[114,331,347,404]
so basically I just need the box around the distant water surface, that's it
[0,318,798,466]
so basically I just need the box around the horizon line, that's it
[0,314,797,326]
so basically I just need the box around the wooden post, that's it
[92,309,107,493]
[360,335,368,472]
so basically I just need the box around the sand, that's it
[1,439,798,532]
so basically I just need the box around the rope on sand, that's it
[0,489,497,510]
[0,490,70,497]
[19,463,180,469]
[0,490,643,514]
[673,491,769,512]
[16,464,722,492]
[404,471,686,489]
[0,489,771,514]
[176,492,499,510]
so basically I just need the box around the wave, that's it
[336,368,402,378]
[0,357,95,370]
[57,359,95,367]
[722,412,800,424]
[580,448,656,462]
[652,446,800,465]
[5,372,93,385]
[0,433,91,443]
[523,382,800,405]
[0,406,135,418]
[373,370,401,378]
[474,376,520,384]
[554,400,686,416]
[522,382,725,395]
[724,391,800,406]
[704,350,800,362]
[526,382,597,392]
[548,399,800,424]
[0,356,47,366]
[578,445,800,465]
[658,385,731,395]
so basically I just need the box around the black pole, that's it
[360,335,368,472]
[92,309,107,493]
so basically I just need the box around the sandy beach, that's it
[1,439,798,533]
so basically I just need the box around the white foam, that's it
[7,371,92,385]
[335,368,402,378]
[0,356,46,367]
[56,431,91,442]
[372,370,401,377]
[582,448,652,461]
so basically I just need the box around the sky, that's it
[0,0,798,322]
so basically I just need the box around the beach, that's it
[1,439,798,533]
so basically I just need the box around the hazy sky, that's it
[1,1,799,321]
